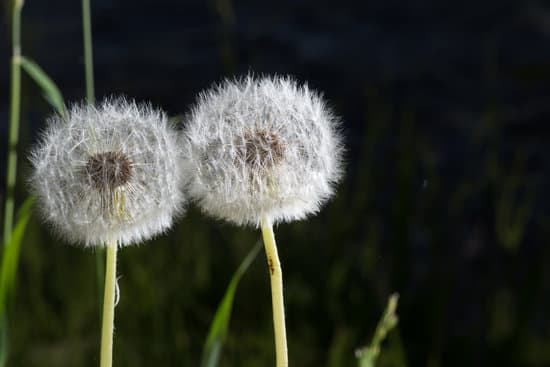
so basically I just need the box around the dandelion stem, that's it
[100,242,117,367]
[260,216,288,367]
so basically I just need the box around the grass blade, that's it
[0,196,34,366]
[20,56,66,116]
[0,196,34,315]
[200,240,262,367]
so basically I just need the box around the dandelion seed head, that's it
[182,75,344,227]
[29,97,185,247]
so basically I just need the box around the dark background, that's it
[2,0,550,366]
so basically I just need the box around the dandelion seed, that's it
[29,97,185,246]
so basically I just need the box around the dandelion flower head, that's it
[182,75,344,227]
[30,98,185,246]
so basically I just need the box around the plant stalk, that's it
[0,2,23,365]
[3,0,23,249]
[82,0,95,104]
[81,0,104,321]
[100,242,117,367]
[260,216,288,367]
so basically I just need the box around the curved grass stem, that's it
[260,216,288,367]
[100,242,117,367]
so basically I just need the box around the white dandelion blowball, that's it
[29,98,185,247]
[182,75,344,227]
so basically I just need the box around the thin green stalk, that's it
[3,0,23,249]
[82,0,95,104]
[100,242,117,367]
[81,0,104,320]
[260,216,288,367]
[1,2,24,365]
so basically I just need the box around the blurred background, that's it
[2,0,550,366]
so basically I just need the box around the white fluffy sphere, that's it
[182,75,344,227]
[29,98,185,247]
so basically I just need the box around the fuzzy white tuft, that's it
[182,75,344,227]
[29,97,185,247]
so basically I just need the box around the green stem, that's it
[100,242,117,367]
[82,0,95,104]
[260,216,288,367]
[81,0,104,322]
[0,2,23,365]
[3,0,23,249]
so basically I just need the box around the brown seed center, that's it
[238,129,285,168]
[85,151,133,190]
